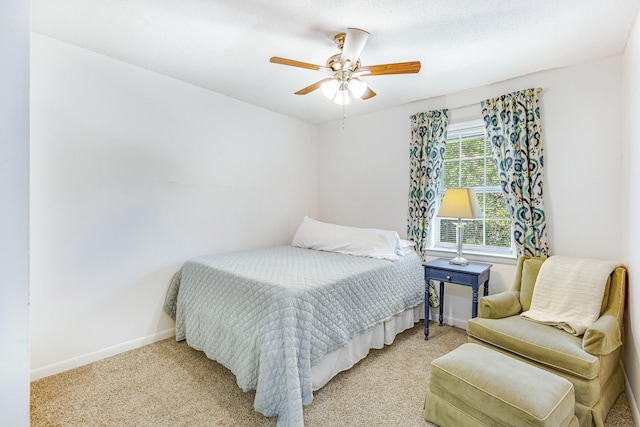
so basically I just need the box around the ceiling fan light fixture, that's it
[270,28,421,105]
[321,79,340,100]
[348,78,367,99]
[334,87,351,105]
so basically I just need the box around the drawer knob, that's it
[446,275,451,281]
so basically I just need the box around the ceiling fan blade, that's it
[294,78,333,95]
[340,28,369,69]
[270,57,324,71]
[361,87,376,100]
[358,61,421,76]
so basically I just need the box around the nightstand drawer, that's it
[426,269,476,286]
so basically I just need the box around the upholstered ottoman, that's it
[424,343,578,426]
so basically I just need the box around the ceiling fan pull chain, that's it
[342,104,346,129]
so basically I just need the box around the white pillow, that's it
[291,216,399,261]
[396,239,416,256]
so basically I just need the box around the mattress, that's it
[164,245,423,426]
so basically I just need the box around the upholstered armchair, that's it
[467,255,627,427]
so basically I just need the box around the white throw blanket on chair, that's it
[521,255,622,336]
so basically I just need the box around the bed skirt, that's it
[311,303,424,390]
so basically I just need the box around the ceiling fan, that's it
[270,28,421,105]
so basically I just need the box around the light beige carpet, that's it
[31,322,634,427]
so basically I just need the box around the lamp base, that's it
[449,256,469,266]
[450,219,468,266]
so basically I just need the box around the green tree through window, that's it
[433,122,513,256]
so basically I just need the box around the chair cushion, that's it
[425,343,576,427]
[467,315,598,380]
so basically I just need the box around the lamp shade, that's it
[333,87,351,105]
[321,79,340,100]
[437,188,482,219]
[348,78,367,98]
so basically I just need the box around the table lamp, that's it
[437,188,482,265]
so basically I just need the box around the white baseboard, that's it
[623,365,640,426]
[449,316,469,331]
[429,313,468,331]
[30,328,176,381]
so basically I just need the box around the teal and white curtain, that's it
[407,109,449,261]
[482,88,549,258]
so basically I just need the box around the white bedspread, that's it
[521,255,621,336]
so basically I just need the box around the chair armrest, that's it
[582,314,622,355]
[478,290,522,319]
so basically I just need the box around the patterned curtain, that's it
[481,88,549,258]
[407,109,449,261]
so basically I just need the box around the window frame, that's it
[425,119,516,262]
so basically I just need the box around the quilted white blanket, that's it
[521,255,622,336]
[164,246,423,426]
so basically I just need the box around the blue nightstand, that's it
[423,258,492,340]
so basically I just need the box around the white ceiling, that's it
[32,0,640,125]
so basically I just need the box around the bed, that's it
[163,218,424,426]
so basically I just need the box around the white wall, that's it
[318,57,625,328]
[30,34,318,378]
[0,1,30,424]
[29,24,639,423]
[622,10,640,422]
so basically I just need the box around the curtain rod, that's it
[448,88,543,112]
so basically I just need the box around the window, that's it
[430,120,514,257]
